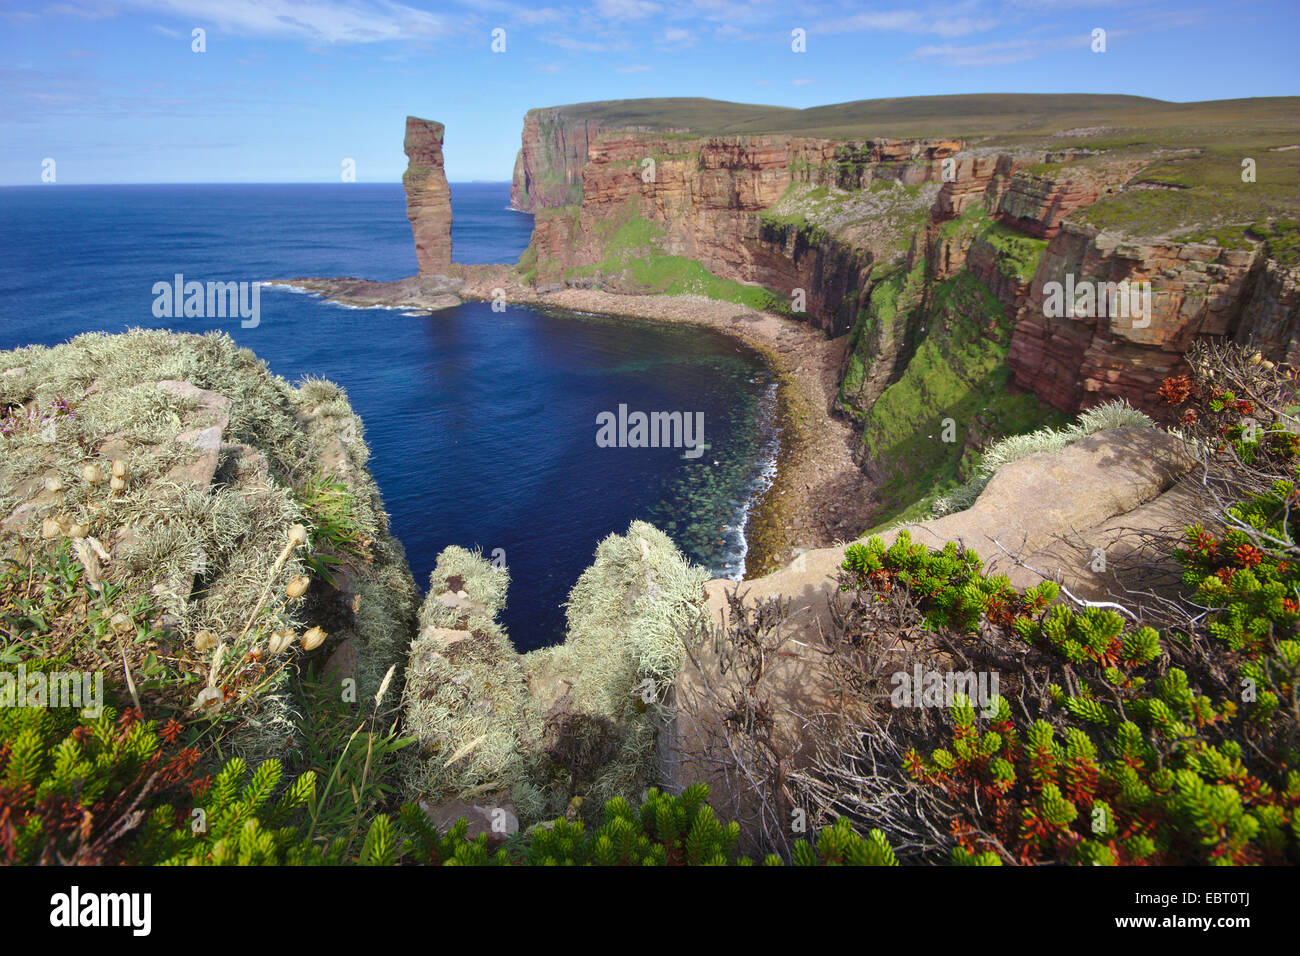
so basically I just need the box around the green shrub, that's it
[842,486,1299,864]
[393,785,898,866]
[0,702,896,866]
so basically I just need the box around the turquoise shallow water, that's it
[0,182,777,650]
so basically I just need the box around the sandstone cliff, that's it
[510,107,607,212]
[519,129,961,335]
[507,98,1300,517]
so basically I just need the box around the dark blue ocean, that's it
[0,183,777,650]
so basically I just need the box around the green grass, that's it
[1253,218,1300,267]
[838,260,926,419]
[933,201,1048,283]
[524,94,1300,144]
[1074,145,1300,237]
[981,221,1050,282]
[856,272,1066,523]
[567,216,789,312]
[1024,161,1067,177]
[523,95,1300,243]
[1172,223,1255,250]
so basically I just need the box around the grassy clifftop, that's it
[526,94,1300,232]
[526,93,1300,142]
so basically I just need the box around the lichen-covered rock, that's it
[0,330,419,761]
[401,521,709,823]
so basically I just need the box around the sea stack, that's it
[403,116,453,274]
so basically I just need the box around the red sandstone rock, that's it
[509,110,1297,422]
[403,116,452,275]
[1008,222,1262,413]
[997,169,1102,239]
[510,109,605,211]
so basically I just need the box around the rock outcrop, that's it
[995,167,1106,239]
[669,424,1204,822]
[275,117,462,311]
[517,128,961,335]
[268,274,464,312]
[401,522,709,825]
[0,330,420,760]
[1235,257,1300,364]
[403,116,453,275]
[510,107,606,212]
[1008,224,1263,412]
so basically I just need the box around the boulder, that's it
[419,796,519,846]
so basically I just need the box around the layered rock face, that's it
[403,116,453,274]
[509,104,1300,424]
[510,108,605,212]
[1008,225,1263,412]
[518,128,960,334]
[1234,258,1300,365]
[996,168,1106,239]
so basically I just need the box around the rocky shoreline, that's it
[271,265,876,577]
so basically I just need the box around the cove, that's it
[0,183,778,651]
[262,296,778,651]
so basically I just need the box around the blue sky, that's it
[1,0,1295,185]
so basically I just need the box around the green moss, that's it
[1074,146,1300,237]
[1173,223,1255,250]
[856,273,1065,523]
[838,260,926,419]
[515,242,537,276]
[605,215,665,253]
[1024,161,1066,177]
[1253,218,1300,267]
[577,215,789,312]
[980,221,1049,282]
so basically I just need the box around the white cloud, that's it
[909,39,1038,66]
[656,26,696,48]
[594,0,663,19]
[541,30,629,52]
[615,63,653,72]
[44,2,118,20]
[909,30,1097,66]
[827,9,998,37]
[116,0,447,44]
